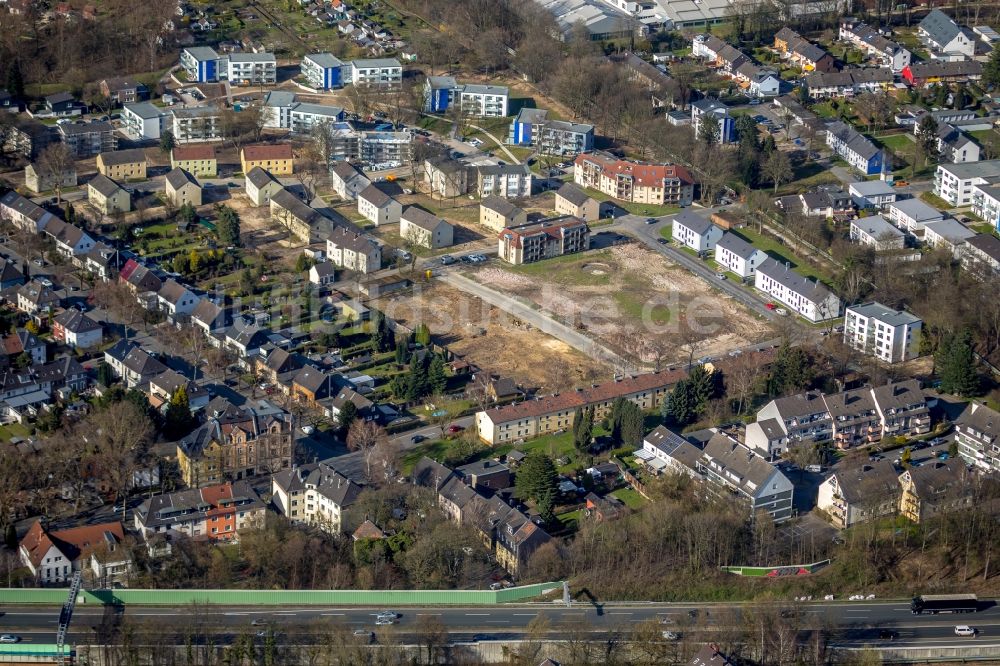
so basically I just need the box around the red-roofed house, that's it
[19,520,130,585]
[573,151,695,206]
[498,216,590,265]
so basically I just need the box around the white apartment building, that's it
[671,211,723,253]
[971,182,1000,226]
[849,215,905,250]
[477,164,532,198]
[935,160,1000,207]
[459,85,509,117]
[326,226,382,274]
[300,53,346,90]
[844,302,922,364]
[755,258,842,322]
[170,106,222,144]
[271,463,361,534]
[885,198,944,232]
[349,58,403,86]
[715,232,767,279]
[227,53,277,85]
[122,102,165,140]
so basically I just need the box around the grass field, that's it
[734,227,832,285]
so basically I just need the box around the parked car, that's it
[440,255,456,265]
[411,434,426,443]
[646,217,658,224]
[447,424,464,434]
[300,425,315,435]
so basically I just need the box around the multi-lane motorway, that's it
[2,600,999,648]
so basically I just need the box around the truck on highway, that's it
[911,594,978,614]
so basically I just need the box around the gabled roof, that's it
[555,182,593,207]
[672,210,717,237]
[702,433,783,495]
[172,144,216,161]
[827,458,900,505]
[20,520,124,568]
[98,148,147,166]
[903,461,969,501]
[157,278,195,306]
[716,232,760,260]
[246,166,279,189]
[242,143,293,161]
[481,196,523,217]
[401,206,445,232]
[358,184,395,208]
[88,174,123,198]
[164,167,199,191]
[871,379,926,414]
[919,9,962,47]
[757,258,836,305]
[192,299,227,327]
[54,309,101,334]
[955,402,1000,441]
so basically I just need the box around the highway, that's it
[2,600,1000,647]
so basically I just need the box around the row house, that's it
[0,190,57,233]
[825,121,884,175]
[498,216,590,265]
[134,481,266,542]
[573,151,695,207]
[476,368,686,445]
[271,188,323,242]
[805,68,893,98]
[715,231,767,279]
[901,60,982,87]
[43,218,94,257]
[746,379,930,456]
[838,19,911,72]
[177,397,293,487]
[271,463,362,533]
[774,27,837,72]
[104,340,168,389]
[672,211,723,254]
[754,257,842,322]
[692,34,750,74]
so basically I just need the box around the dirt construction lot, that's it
[469,243,775,366]
[373,282,611,392]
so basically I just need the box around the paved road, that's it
[2,599,999,648]
[439,271,630,369]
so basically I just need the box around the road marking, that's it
[513,613,536,617]
[465,613,489,616]
[416,613,442,616]
[486,621,510,624]
[609,612,632,615]
[320,613,344,616]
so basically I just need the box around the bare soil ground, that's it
[373,281,611,391]
[470,243,775,366]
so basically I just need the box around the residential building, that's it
[886,198,944,232]
[930,122,980,164]
[291,366,340,406]
[899,461,973,523]
[849,180,897,209]
[87,174,131,215]
[227,52,277,85]
[825,386,882,449]
[262,92,344,133]
[0,260,26,292]
[104,340,167,388]
[0,191,55,233]
[96,148,147,180]
[838,19,911,72]
[844,302,922,364]
[498,216,590,265]
[697,434,794,522]
[4,119,55,159]
[508,108,594,155]
[637,425,704,478]
[100,77,148,104]
[691,98,736,144]
[164,168,202,208]
[134,481,266,541]
[1,329,45,366]
[24,162,76,195]
[871,379,931,440]
[177,397,293,487]
[59,120,117,157]
[971,182,1000,228]
[309,262,336,286]
[241,144,294,176]
[935,160,1000,206]
[480,197,526,232]
[476,368,685,445]
[119,259,162,296]
[754,258,842,322]
[148,369,210,412]
[157,278,200,318]
[423,77,510,117]
[40,217,94,257]
[554,182,599,221]
[122,102,165,140]
[165,147,213,182]
[245,167,283,207]
[918,9,976,57]
[714,232,767,279]
[170,106,222,144]
[955,402,1000,471]
[357,129,412,168]
[850,215,905,250]
[270,188,321,243]
[574,151,695,206]
[817,459,900,528]
[923,218,976,257]
[964,233,1000,275]
[747,390,831,458]
[20,521,128,585]
[672,211,723,253]
[826,121,884,175]
[44,92,76,115]
[301,53,345,90]
[400,207,453,249]
[327,226,382,274]
[774,27,836,72]
[330,162,371,200]
[476,164,533,199]
[191,299,231,336]
[349,58,403,86]
[902,60,982,87]
[271,462,362,533]
[181,46,222,82]
[423,157,469,198]
[357,184,401,226]
[51,309,100,349]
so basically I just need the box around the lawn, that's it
[610,487,647,509]
[0,422,32,443]
[734,227,832,285]
[659,225,672,241]
[920,191,953,210]
[506,249,615,286]
[401,440,451,474]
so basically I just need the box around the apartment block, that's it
[574,151,694,207]
[498,216,589,265]
[754,258,842,322]
[844,302,922,364]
